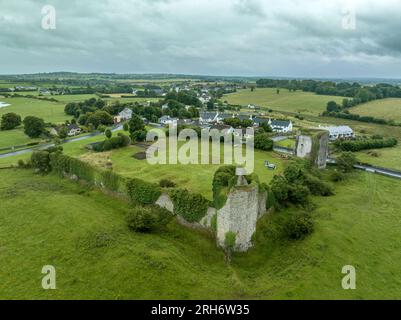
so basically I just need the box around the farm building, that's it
[319,125,354,140]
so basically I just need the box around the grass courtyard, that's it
[1,168,401,299]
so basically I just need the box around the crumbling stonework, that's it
[216,184,265,252]
[155,193,174,213]
[200,207,217,228]
[295,131,329,169]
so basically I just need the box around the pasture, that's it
[223,88,344,116]
[1,168,401,299]
[350,98,401,123]
[0,97,70,124]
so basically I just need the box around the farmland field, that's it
[1,168,401,299]
[224,88,344,116]
[350,98,401,122]
[0,97,70,124]
[0,129,41,150]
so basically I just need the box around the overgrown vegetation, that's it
[91,133,131,152]
[126,178,161,205]
[126,205,173,233]
[169,188,210,223]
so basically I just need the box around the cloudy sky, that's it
[1,0,401,77]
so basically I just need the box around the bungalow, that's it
[159,115,178,126]
[319,125,354,140]
[50,124,82,137]
[270,120,293,133]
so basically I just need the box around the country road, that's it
[0,125,123,159]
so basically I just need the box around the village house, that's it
[269,119,293,133]
[159,115,178,126]
[319,125,354,140]
[114,107,133,124]
[199,112,219,124]
[50,124,82,137]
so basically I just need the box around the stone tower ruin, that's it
[295,130,329,169]
[216,168,267,252]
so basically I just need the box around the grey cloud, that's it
[0,0,401,77]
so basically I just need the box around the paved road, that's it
[0,125,122,159]
[273,148,401,180]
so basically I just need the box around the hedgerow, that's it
[49,152,95,182]
[334,137,397,152]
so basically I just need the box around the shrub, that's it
[254,133,274,151]
[31,151,51,173]
[270,175,290,204]
[17,159,31,169]
[131,130,147,142]
[126,178,161,204]
[336,152,357,173]
[283,212,314,240]
[159,179,176,188]
[304,174,334,196]
[105,129,112,139]
[212,165,236,209]
[169,188,210,222]
[100,170,121,192]
[330,170,345,182]
[1,112,21,130]
[91,134,131,152]
[224,231,236,250]
[288,183,310,205]
[23,116,45,138]
[127,205,172,233]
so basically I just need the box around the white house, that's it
[119,108,133,121]
[50,124,82,137]
[319,125,354,140]
[269,120,293,133]
[159,115,178,126]
[199,112,219,124]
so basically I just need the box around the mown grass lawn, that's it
[350,98,401,123]
[223,88,344,116]
[1,168,401,299]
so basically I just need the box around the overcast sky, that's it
[1,0,401,78]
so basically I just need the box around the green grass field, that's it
[0,97,70,124]
[223,88,344,116]
[0,128,41,151]
[1,168,401,299]
[350,98,401,122]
